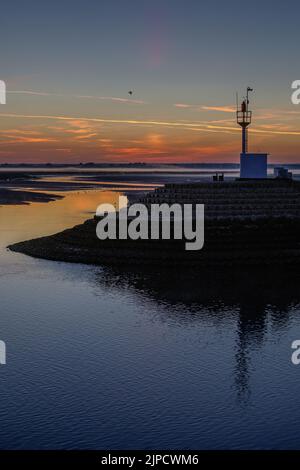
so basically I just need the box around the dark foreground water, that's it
[1,190,300,449]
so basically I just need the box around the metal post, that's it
[242,128,247,154]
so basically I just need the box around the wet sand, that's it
[0,171,150,206]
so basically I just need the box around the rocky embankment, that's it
[8,179,300,267]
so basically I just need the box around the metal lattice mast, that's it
[237,87,253,154]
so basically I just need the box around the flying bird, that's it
[128,90,133,96]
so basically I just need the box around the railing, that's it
[237,110,252,125]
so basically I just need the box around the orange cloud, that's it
[1,113,300,139]
[202,105,236,113]
[111,147,167,156]
[174,103,197,108]
[1,137,57,143]
[174,104,236,113]
[65,129,92,134]
[75,133,97,140]
[0,129,42,136]
[147,133,164,146]
[54,148,71,153]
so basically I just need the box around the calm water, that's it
[1,188,300,449]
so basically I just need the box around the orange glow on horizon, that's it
[0,107,300,164]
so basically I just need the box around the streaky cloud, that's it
[1,113,300,136]
[202,105,236,113]
[8,90,146,105]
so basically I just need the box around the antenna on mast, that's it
[246,86,253,111]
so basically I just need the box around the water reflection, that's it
[0,190,123,248]
[96,265,300,402]
[2,188,300,405]
[2,189,300,448]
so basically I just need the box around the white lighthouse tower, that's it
[237,88,268,179]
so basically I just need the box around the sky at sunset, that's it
[1,0,300,163]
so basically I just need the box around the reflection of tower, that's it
[236,87,253,154]
[234,301,267,403]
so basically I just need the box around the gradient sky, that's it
[1,0,300,163]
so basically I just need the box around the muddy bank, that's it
[8,216,300,267]
[0,188,62,205]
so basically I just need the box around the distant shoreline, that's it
[1,162,300,169]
